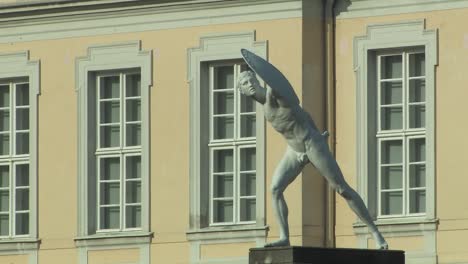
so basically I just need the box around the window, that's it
[376,51,426,218]
[353,20,437,262]
[208,62,257,225]
[187,33,267,256]
[76,41,151,243]
[96,72,142,231]
[0,79,30,237]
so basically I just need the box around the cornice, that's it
[336,0,468,19]
[0,0,302,44]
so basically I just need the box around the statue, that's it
[237,49,388,249]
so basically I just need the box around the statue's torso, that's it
[264,103,314,153]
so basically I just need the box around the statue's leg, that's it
[305,139,388,249]
[265,147,307,247]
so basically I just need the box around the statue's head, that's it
[237,70,261,97]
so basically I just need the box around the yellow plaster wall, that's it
[334,7,468,260]
[0,17,306,263]
[88,248,139,264]
[200,242,255,259]
[0,254,29,264]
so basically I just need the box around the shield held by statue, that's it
[240,48,300,106]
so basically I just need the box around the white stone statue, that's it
[238,49,388,249]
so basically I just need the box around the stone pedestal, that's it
[249,246,405,264]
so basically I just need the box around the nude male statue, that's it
[237,70,388,249]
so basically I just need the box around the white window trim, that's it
[187,31,267,263]
[0,51,40,259]
[75,41,152,246]
[353,20,438,263]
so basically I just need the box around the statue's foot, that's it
[264,238,290,247]
[374,234,388,250]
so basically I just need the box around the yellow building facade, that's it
[0,0,466,263]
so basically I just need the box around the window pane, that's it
[381,55,402,79]
[409,105,425,129]
[240,147,256,171]
[101,157,120,180]
[213,149,233,172]
[0,110,9,131]
[126,99,141,122]
[409,79,425,103]
[381,107,402,130]
[0,190,8,212]
[15,189,29,211]
[16,83,29,106]
[213,175,233,198]
[410,164,426,188]
[213,200,233,223]
[381,81,402,105]
[240,115,256,138]
[125,205,141,228]
[16,109,29,130]
[0,165,9,188]
[240,173,256,196]
[101,207,120,229]
[381,140,402,164]
[240,95,255,113]
[213,116,234,140]
[381,166,402,190]
[126,181,141,203]
[409,138,425,162]
[101,182,120,205]
[240,198,256,222]
[0,215,8,236]
[0,134,9,155]
[126,123,141,146]
[410,190,426,214]
[100,76,120,99]
[15,213,28,235]
[409,53,425,77]
[100,101,120,124]
[0,85,9,108]
[126,74,141,97]
[15,164,29,187]
[214,92,234,115]
[381,191,403,215]
[100,125,120,148]
[16,132,29,155]
[126,156,141,179]
[214,66,234,90]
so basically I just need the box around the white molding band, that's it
[75,40,152,264]
[353,20,438,264]
[0,0,301,44]
[336,0,468,19]
[187,30,267,264]
[0,51,40,263]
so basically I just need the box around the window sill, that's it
[74,231,153,247]
[0,238,40,251]
[187,225,268,241]
[353,218,438,235]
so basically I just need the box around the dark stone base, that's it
[249,246,405,264]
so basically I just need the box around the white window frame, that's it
[375,50,427,219]
[208,62,257,226]
[75,41,151,244]
[0,51,39,256]
[353,20,438,263]
[0,79,32,238]
[95,70,143,233]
